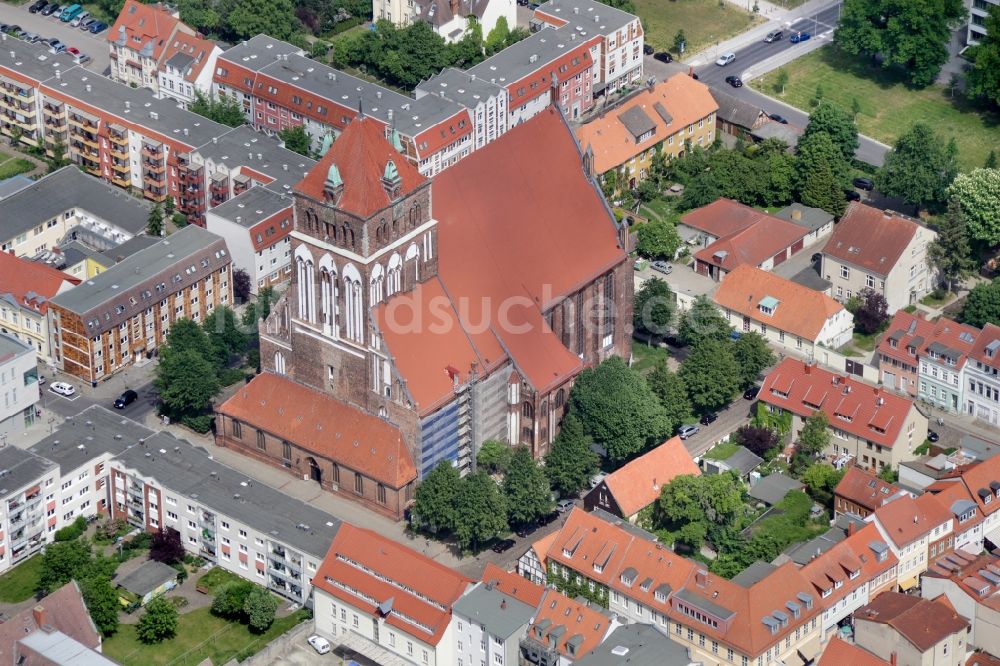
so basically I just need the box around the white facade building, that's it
[0,447,58,574]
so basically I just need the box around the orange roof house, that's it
[0,251,80,316]
[854,592,970,663]
[833,465,905,518]
[523,589,618,661]
[583,436,699,521]
[818,637,891,666]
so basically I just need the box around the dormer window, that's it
[907,346,916,355]
[849,569,860,580]
[758,296,779,316]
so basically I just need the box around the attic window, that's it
[758,296,779,316]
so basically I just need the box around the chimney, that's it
[804,363,812,375]
[890,653,897,666]
[791,209,802,221]
[500,599,507,610]
[695,569,707,588]
[32,606,46,627]
[847,521,858,536]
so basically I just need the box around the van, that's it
[70,10,89,26]
[60,4,82,21]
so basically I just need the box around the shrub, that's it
[180,414,214,433]
[211,580,255,619]
[53,516,88,542]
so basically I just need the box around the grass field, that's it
[704,441,739,460]
[632,341,669,373]
[0,555,42,603]
[752,47,1000,171]
[635,0,764,55]
[103,606,310,666]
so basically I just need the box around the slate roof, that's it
[116,560,178,597]
[575,623,693,666]
[748,473,805,506]
[715,446,763,476]
[711,88,766,129]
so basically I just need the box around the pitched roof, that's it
[710,88,766,129]
[877,310,938,368]
[312,523,472,646]
[216,373,416,489]
[694,216,807,273]
[480,563,545,608]
[159,32,217,82]
[822,203,921,277]
[452,581,537,641]
[575,623,694,666]
[969,323,1000,372]
[714,265,847,341]
[748,473,805,506]
[116,560,178,597]
[529,589,614,659]
[870,493,951,548]
[800,523,897,609]
[294,116,426,218]
[0,582,101,665]
[109,0,183,61]
[923,551,1000,610]
[680,198,777,239]
[600,436,699,517]
[0,251,80,315]
[575,74,718,173]
[855,592,969,652]
[947,451,1000,518]
[758,358,916,448]
[818,637,891,666]
[834,466,903,513]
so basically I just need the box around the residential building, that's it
[711,88,768,139]
[747,473,804,506]
[853,592,970,666]
[0,37,78,150]
[533,0,644,94]
[703,445,763,479]
[575,623,699,666]
[758,358,928,472]
[879,311,939,397]
[312,523,473,666]
[912,316,978,414]
[451,572,541,666]
[0,581,111,665]
[963,323,1000,427]
[817,637,891,666]
[898,437,1000,491]
[679,199,810,281]
[867,493,954,591]
[922,552,1000,657]
[968,0,997,45]
[939,451,1000,549]
[48,226,233,385]
[0,447,57,573]
[714,265,854,357]
[928,479,986,554]
[519,530,558,586]
[415,68,508,152]
[205,186,294,293]
[772,203,834,248]
[155,34,223,107]
[821,203,937,312]
[375,0,516,44]
[833,465,905,518]
[215,372,418,520]
[521,588,619,665]
[0,335,41,436]
[583,436,699,522]
[0,252,79,363]
[575,74,717,191]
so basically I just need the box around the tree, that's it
[189,91,246,127]
[155,348,220,421]
[775,68,789,95]
[796,132,848,217]
[988,151,998,170]
[673,29,686,54]
[232,268,252,303]
[677,296,731,346]
[147,203,164,237]
[485,15,510,55]
[544,414,599,498]
[502,447,553,527]
[80,576,120,637]
[243,286,276,327]
[636,219,681,260]
[798,411,831,459]
[835,0,965,88]
[477,440,512,474]
[149,528,185,564]
[226,0,297,40]
[413,462,461,533]
[136,597,178,644]
[876,123,958,211]
[47,138,69,173]
[961,278,1000,328]
[243,586,279,632]
[733,425,779,459]
[38,540,92,595]
[929,198,976,292]
[278,125,311,157]
[801,102,858,161]
[633,277,674,339]
[854,288,889,335]
[678,338,741,413]
[653,472,746,551]
[966,5,1000,105]
[732,332,775,389]
[452,472,508,551]
[946,169,1000,245]
[646,361,693,434]
[203,306,249,368]
[569,357,670,462]
[879,465,899,483]
[212,580,255,618]
[801,463,845,507]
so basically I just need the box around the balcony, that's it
[271,546,286,558]
[68,112,98,131]
[43,100,63,113]
[142,159,165,173]
[141,142,163,160]
[143,187,167,203]
[0,84,33,101]
[43,115,66,130]
[111,159,129,173]
[0,96,34,114]
[111,173,131,188]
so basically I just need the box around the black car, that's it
[114,389,138,409]
[853,177,874,191]
[764,29,784,43]
[643,44,654,55]
[653,51,673,63]
[2,24,21,34]
[743,386,760,400]
[768,113,788,124]
[29,1,48,13]
[725,75,743,88]
[845,189,861,201]
[40,3,59,15]
[927,430,940,443]
[699,412,718,426]
[491,539,516,554]
[515,524,537,538]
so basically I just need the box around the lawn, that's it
[635,0,764,55]
[920,290,955,308]
[0,153,33,181]
[751,46,1000,171]
[632,340,669,373]
[196,567,244,594]
[639,197,675,223]
[0,555,42,603]
[704,441,739,461]
[103,606,310,666]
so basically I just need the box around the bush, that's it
[244,586,279,633]
[128,531,153,550]
[53,516,88,542]
[136,597,178,644]
[180,414,214,433]
[211,580,255,619]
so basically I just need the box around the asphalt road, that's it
[0,1,110,74]
[39,376,159,422]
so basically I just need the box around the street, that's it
[36,375,159,425]
[0,0,110,74]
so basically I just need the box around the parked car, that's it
[790,31,811,43]
[677,424,700,440]
[651,260,672,275]
[643,44,654,55]
[725,75,743,88]
[66,46,80,57]
[715,52,736,66]
[89,21,108,34]
[653,51,673,63]
[2,24,21,34]
[853,177,874,191]
[48,39,66,53]
[42,4,61,16]
[743,386,760,400]
[22,32,41,44]
[29,0,48,12]
[50,381,75,397]
[556,499,574,512]
[764,29,783,43]
[700,412,719,426]
[78,17,95,30]
[515,524,536,538]
[114,389,138,409]
[845,190,861,202]
[307,635,331,655]
[927,430,940,443]
[491,539,516,553]
[768,113,788,124]
[70,11,89,27]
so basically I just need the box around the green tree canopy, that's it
[796,131,849,216]
[211,580,255,619]
[677,296,731,346]
[136,597,178,644]
[800,463,845,507]
[80,575,120,637]
[413,462,462,533]
[798,411,831,460]
[946,168,1000,245]
[646,361,693,434]
[569,357,670,462]
[38,540,92,595]
[929,198,977,292]
[147,204,164,237]
[636,218,681,260]
[961,278,1000,328]
[544,413,599,498]
[966,5,1000,105]
[732,332,775,390]
[155,348,220,421]
[502,447,553,527]
[189,91,246,127]
[226,0,297,40]
[801,102,859,160]
[653,472,747,551]
[634,277,674,339]
[278,125,311,157]
[876,123,958,211]
[202,306,249,368]
[453,472,508,551]
[243,586,279,632]
[678,339,741,414]
[477,440,512,474]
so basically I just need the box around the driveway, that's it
[1,1,110,74]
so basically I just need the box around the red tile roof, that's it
[818,637,891,666]
[0,582,101,664]
[312,523,472,646]
[601,436,699,517]
[800,523,897,610]
[878,310,979,370]
[294,116,426,218]
[159,32,217,83]
[216,373,416,488]
[871,493,951,548]
[855,592,969,652]
[968,651,1000,666]
[529,589,613,658]
[694,215,806,273]
[823,203,920,277]
[877,310,936,369]
[0,251,80,315]
[410,108,474,160]
[969,324,1000,372]
[714,265,847,341]
[680,198,776,239]
[924,551,1000,610]
[834,466,903,513]
[109,0,183,61]
[480,563,545,608]
[947,452,1000,518]
[759,358,918,448]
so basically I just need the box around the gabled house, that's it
[963,324,1000,427]
[922,552,1000,658]
[521,589,619,665]
[854,592,970,666]
[834,465,906,518]
[710,88,767,138]
[0,251,79,363]
[867,493,954,591]
[0,582,110,665]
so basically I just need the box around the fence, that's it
[236,621,313,666]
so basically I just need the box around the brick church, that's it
[215,105,631,520]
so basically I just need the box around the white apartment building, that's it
[451,582,537,666]
[0,335,40,437]
[867,493,953,591]
[964,324,1000,426]
[968,0,997,45]
[415,68,509,152]
[0,446,58,573]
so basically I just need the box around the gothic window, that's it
[370,263,385,304]
[404,244,420,284]
[273,351,286,375]
[282,441,292,462]
[555,388,565,409]
[319,254,337,334]
[387,253,402,296]
[541,400,548,418]
[294,246,315,322]
[522,401,534,419]
[342,264,363,342]
[343,225,355,250]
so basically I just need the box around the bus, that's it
[60,4,83,21]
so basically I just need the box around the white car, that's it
[307,634,331,655]
[716,52,736,66]
[49,381,75,397]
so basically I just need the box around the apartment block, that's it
[0,334,41,437]
[0,447,58,573]
[0,251,79,364]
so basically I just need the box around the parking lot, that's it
[1,1,110,74]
